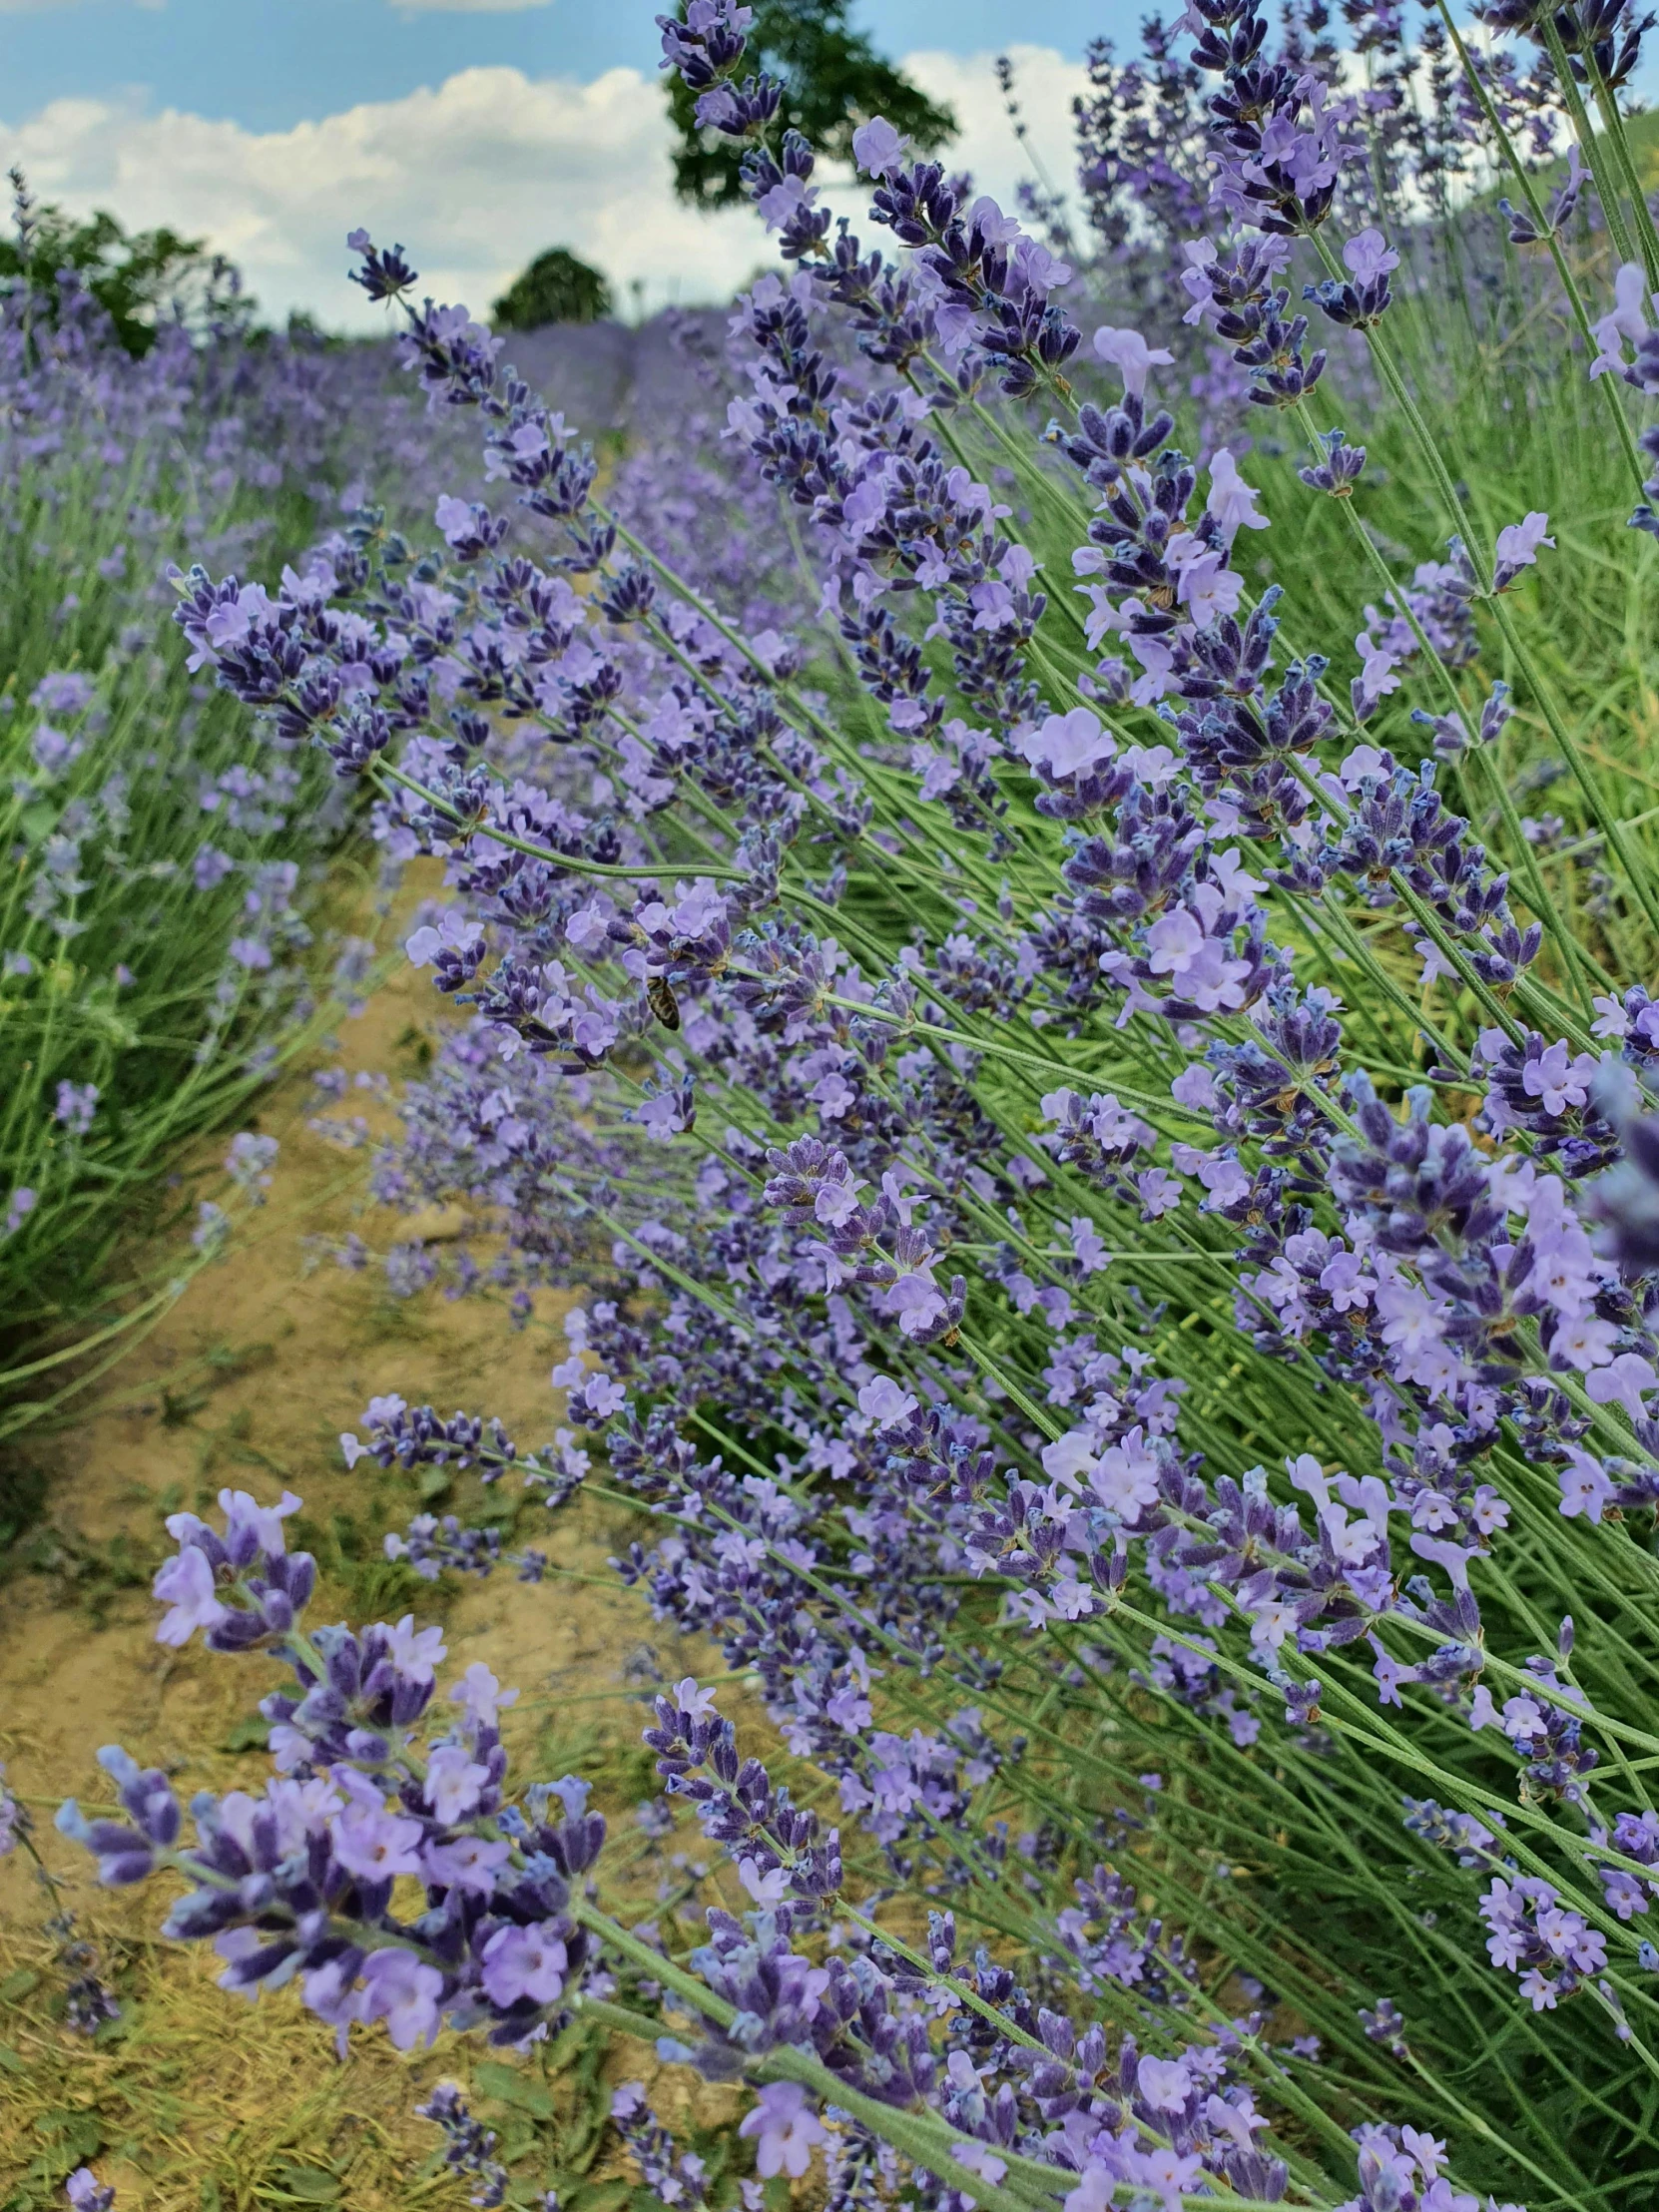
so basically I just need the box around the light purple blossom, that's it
[450,1661,518,1728]
[1585,1352,1656,1422]
[852,117,912,178]
[383,1614,448,1683]
[357,1947,445,2048]
[480,1923,568,2007]
[3,1187,38,1239]
[951,2142,1008,2183]
[738,2082,826,2179]
[420,1835,511,1893]
[153,1545,230,1647]
[1136,2054,1194,2111]
[424,1744,490,1823]
[31,724,82,778]
[406,909,483,968]
[857,1376,917,1428]
[1343,228,1399,285]
[1589,262,1657,377]
[1017,707,1116,779]
[329,1793,427,1883]
[738,1855,791,1905]
[1493,512,1555,578]
[218,1486,300,1554]
[1205,449,1269,545]
[1092,325,1174,395]
[434,494,476,547]
[54,1081,99,1135]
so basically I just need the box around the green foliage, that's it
[665,0,955,209]
[0,183,251,356]
[492,248,614,331]
[464,2014,619,2201]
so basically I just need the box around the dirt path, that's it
[0,883,717,2212]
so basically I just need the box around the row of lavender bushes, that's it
[0,189,742,1468]
[0,178,370,1464]
[25,2,1659,2208]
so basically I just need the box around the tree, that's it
[0,171,251,355]
[491,248,614,331]
[665,0,956,209]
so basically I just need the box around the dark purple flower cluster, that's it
[416,2081,510,2209]
[57,1488,604,2054]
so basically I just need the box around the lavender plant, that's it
[0,179,391,1455]
[48,1,1659,2205]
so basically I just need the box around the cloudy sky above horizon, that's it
[0,0,1130,329]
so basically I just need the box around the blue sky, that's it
[4,0,1121,132]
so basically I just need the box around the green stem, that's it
[574,1903,1331,2209]
[1537,15,1647,278]
[1294,399,1598,1015]
[1584,57,1659,287]
[1431,0,1647,498]
[1486,591,1659,940]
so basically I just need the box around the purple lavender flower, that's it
[851,118,912,180]
[1092,325,1175,395]
[1479,1873,1607,2009]
[1492,511,1556,591]
[225,1132,278,1198]
[417,2082,509,2210]
[30,671,94,718]
[65,52,1659,2200]
[53,1081,99,1136]
[3,1188,38,1240]
[738,2083,826,2179]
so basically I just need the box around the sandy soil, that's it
[0,883,721,2211]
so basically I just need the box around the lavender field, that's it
[6,1,1659,2207]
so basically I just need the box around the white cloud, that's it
[2,68,763,327]
[900,44,1090,225]
[0,46,1086,331]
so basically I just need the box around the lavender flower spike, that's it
[1492,512,1556,592]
